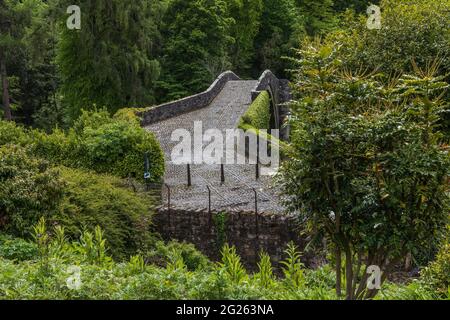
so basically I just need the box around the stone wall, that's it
[251,70,281,104]
[152,206,319,270]
[139,71,240,126]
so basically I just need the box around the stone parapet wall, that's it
[139,71,240,126]
[251,70,281,104]
[152,206,320,270]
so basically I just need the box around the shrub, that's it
[218,244,248,285]
[334,0,450,76]
[421,241,450,294]
[330,0,450,138]
[0,145,157,259]
[114,107,147,125]
[145,240,211,271]
[0,121,31,146]
[31,128,77,166]
[378,281,439,300]
[0,229,445,300]
[35,110,165,182]
[56,167,156,260]
[0,145,64,237]
[0,234,38,261]
[281,39,449,300]
[0,109,165,183]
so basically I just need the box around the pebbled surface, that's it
[146,80,285,213]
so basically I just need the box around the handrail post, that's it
[207,185,212,224]
[165,183,171,232]
[256,134,260,180]
[253,188,259,262]
[187,164,192,186]
[220,164,225,184]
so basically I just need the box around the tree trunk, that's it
[345,246,354,300]
[404,252,412,271]
[0,50,12,121]
[336,246,342,297]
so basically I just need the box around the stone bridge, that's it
[141,70,291,214]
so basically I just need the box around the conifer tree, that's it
[227,0,263,77]
[157,0,233,101]
[0,0,33,121]
[56,0,162,121]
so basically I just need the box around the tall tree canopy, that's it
[0,0,34,121]
[56,0,162,121]
[157,0,233,102]
[253,0,304,78]
[227,0,263,77]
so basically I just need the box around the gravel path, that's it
[146,80,285,213]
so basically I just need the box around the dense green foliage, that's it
[422,237,450,294]
[55,167,155,259]
[334,0,450,76]
[157,0,233,101]
[56,0,162,120]
[1,0,347,125]
[0,145,63,236]
[0,110,164,181]
[227,0,264,76]
[0,234,38,261]
[0,145,156,259]
[238,91,271,130]
[332,0,450,138]
[280,35,449,299]
[1,0,448,301]
[0,224,447,300]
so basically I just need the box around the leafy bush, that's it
[0,234,38,261]
[0,145,64,236]
[281,39,450,300]
[0,121,31,146]
[378,281,440,300]
[421,241,450,295]
[0,109,165,182]
[34,110,165,182]
[334,0,450,76]
[55,167,156,260]
[145,240,211,271]
[330,0,450,138]
[113,107,147,125]
[0,145,156,259]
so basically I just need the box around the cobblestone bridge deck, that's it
[146,80,285,213]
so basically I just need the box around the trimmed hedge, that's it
[238,91,291,157]
[238,91,271,130]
